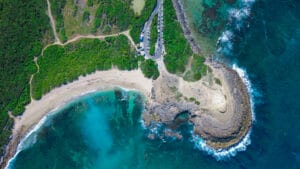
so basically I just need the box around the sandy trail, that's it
[46,0,62,45]
[64,30,137,49]
[45,0,137,51]
[29,57,39,101]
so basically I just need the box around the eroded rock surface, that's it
[142,61,252,149]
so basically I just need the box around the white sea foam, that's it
[217,30,234,54]
[229,7,251,21]
[192,131,251,160]
[5,112,57,169]
[217,0,255,51]
[192,64,257,160]
[197,0,257,159]
[232,64,257,121]
[218,30,234,43]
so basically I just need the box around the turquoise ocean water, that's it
[7,0,300,168]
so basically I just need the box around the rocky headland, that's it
[142,0,252,149]
[142,57,252,149]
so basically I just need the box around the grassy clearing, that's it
[93,0,134,33]
[130,0,157,44]
[51,0,156,43]
[131,0,146,15]
[62,0,99,38]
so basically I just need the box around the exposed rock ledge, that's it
[142,59,252,149]
[142,0,252,149]
[0,61,252,169]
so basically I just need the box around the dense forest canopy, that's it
[0,0,53,155]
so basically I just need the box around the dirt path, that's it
[40,30,137,57]
[64,30,137,49]
[123,30,138,50]
[29,57,40,101]
[46,0,62,45]
[45,0,136,51]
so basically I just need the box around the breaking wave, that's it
[217,0,256,54]
[194,0,257,160]
[192,63,258,160]
[5,112,57,169]
[192,131,251,160]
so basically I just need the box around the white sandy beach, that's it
[13,69,153,137]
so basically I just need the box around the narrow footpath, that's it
[46,0,62,45]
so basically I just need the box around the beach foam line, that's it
[206,1,257,158]
[5,111,57,169]
[232,64,258,121]
[5,87,146,169]
[217,0,256,54]
[192,131,251,160]
[4,89,108,169]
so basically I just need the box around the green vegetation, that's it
[175,92,183,101]
[63,0,99,37]
[215,77,222,86]
[149,15,158,55]
[0,0,52,155]
[163,0,193,74]
[183,54,208,81]
[50,0,68,42]
[140,59,160,80]
[130,0,157,44]
[94,0,134,33]
[32,35,138,99]
[189,97,196,102]
[82,11,90,22]
[87,0,96,7]
[50,0,156,42]
[189,97,200,105]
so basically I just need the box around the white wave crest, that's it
[218,30,234,43]
[192,131,251,160]
[232,64,257,121]
[5,112,56,169]
[217,0,256,52]
[229,7,251,22]
[192,63,257,160]
[217,30,234,54]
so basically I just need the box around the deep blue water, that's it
[217,0,300,168]
[7,0,300,168]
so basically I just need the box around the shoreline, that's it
[170,0,252,149]
[1,63,253,168]
[201,61,252,149]
[1,69,153,169]
[1,0,253,167]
